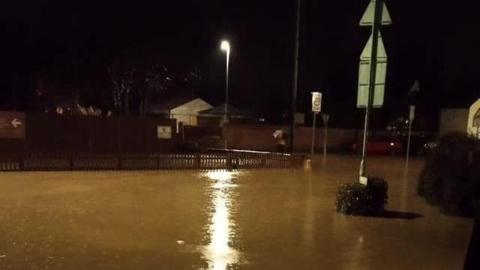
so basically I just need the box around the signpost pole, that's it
[310,92,322,158]
[406,120,413,165]
[311,112,317,157]
[406,105,415,167]
[359,0,384,184]
[322,113,329,166]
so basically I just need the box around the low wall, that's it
[0,152,305,171]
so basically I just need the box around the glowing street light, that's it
[220,40,230,53]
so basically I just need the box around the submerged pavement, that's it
[0,155,473,269]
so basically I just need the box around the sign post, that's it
[310,92,322,157]
[406,105,415,166]
[0,111,26,139]
[357,0,391,185]
[321,113,330,166]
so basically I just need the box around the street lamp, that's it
[220,40,230,126]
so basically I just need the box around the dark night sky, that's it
[1,0,479,127]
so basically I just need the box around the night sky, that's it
[1,0,479,128]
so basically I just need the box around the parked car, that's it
[406,135,436,156]
[422,141,438,157]
[352,136,403,155]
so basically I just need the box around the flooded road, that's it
[0,155,473,269]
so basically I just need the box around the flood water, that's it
[0,155,473,269]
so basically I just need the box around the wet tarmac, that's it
[0,155,473,269]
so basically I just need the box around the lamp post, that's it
[220,40,231,126]
[290,0,301,153]
[220,40,231,150]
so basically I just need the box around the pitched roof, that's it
[149,97,207,114]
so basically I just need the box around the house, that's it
[198,104,254,126]
[149,98,213,130]
[468,98,480,138]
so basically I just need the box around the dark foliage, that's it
[418,132,480,217]
[336,177,388,215]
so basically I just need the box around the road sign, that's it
[0,111,26,139]
[357,33,388,108]
[157,126,172,139]
[358,0,391,182]
[410,81,420,93]
[311,92,322,113]
[360,33,387,61]
[360,0,392,26]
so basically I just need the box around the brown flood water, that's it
[0,155,473,270]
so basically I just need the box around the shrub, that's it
[336,177,388,215]
[418,132,480,217]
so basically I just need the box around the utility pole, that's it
[290,0,301,153]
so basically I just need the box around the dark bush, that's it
[336,177,388,215]
[418,132,480,217]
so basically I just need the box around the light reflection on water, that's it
[201,170,241,270]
